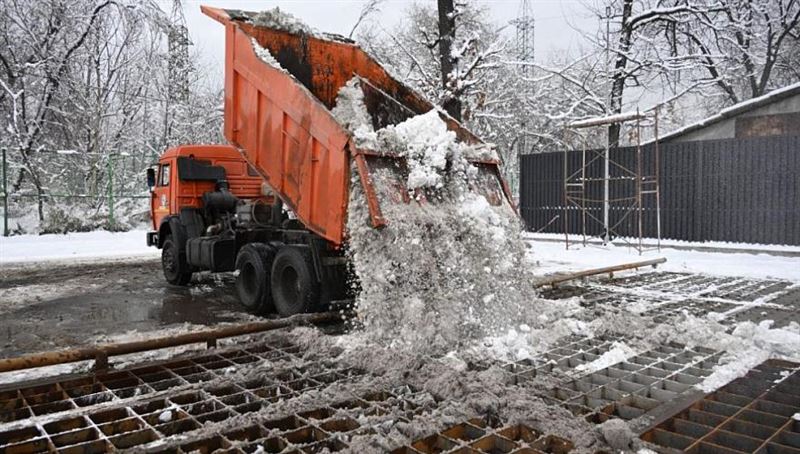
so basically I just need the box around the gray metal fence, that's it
[519,135,800,246]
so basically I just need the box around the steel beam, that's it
[534,257,667,288]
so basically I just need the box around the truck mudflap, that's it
[201,5,515,243]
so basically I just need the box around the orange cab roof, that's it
[159,144,244,161]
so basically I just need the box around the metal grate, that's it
[1,274,796,454]
[0,338,312,425]
[510,337,720,423]
[542,272,800,329]
[0,337,384,453]
[391,417,576,454]
[641,359,800,453]
[0,386,428,453]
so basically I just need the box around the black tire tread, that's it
[235,243,275,313]
[271,246,320,317]
[162,235,192,286]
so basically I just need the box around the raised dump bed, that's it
[146,6,515,317]
[201,5,513,246]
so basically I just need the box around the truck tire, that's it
[235,244,275,313]
[162,235,192,286]
[271,246,320,317]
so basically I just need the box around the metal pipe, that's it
[0,311,347,374]
[534,257,667,288]
[567,111,648,128]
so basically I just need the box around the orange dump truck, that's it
[146,6,514,316]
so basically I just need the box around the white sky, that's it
[170,0,598,87]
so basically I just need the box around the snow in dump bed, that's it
[334,82,544,353]
[251,38,285,71]
[232,7,316,36]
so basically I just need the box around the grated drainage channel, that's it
[390,417,576,454]
[510,338,721,424]
[640,359,800,453]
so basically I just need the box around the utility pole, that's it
[166,0,191,146]
[512,0,535,195]
[603,6,612,244]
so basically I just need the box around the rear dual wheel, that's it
[271,246,320,316]
[235,244,320,317]
[235,244,275,314]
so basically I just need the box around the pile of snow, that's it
[334,81,542,353]
[694,320,800,392]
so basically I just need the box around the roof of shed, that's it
[659,81,800,142]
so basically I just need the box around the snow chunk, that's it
[574,342,637,375]
[158,408,174,423]
[698,320,800,393]
[251,39,285,71]
[364,110,455,190]
[330,78,376,143]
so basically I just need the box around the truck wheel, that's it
[235,244,275,313]
[271,246,320,317]
[162,235,192,286]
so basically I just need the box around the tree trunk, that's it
[608,0,633,148]
[437,0,461,121]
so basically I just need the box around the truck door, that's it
[151,162,172,229]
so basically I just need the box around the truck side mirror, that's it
[146,168,156,190]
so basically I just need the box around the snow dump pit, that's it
[1,272,798,453]
[641,359,800,453]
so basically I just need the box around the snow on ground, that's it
[0,229,158,265]
[526,235,800,281]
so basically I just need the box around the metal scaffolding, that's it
[563,109,662,254]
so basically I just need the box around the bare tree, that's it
[581,0,800,146]
[0,0,222,232]
[437,0,461,120]
[348,0,385,39]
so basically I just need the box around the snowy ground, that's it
[526,235,800,281]
[0,229,157,265]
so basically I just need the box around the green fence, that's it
[1,147,153,236]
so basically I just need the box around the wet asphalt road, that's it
[0,259,257,359]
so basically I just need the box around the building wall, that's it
[666,92,800,143]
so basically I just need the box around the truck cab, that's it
[147,144,349,317]
[147,144,264,248]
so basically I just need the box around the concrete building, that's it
[661,82,800,143]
